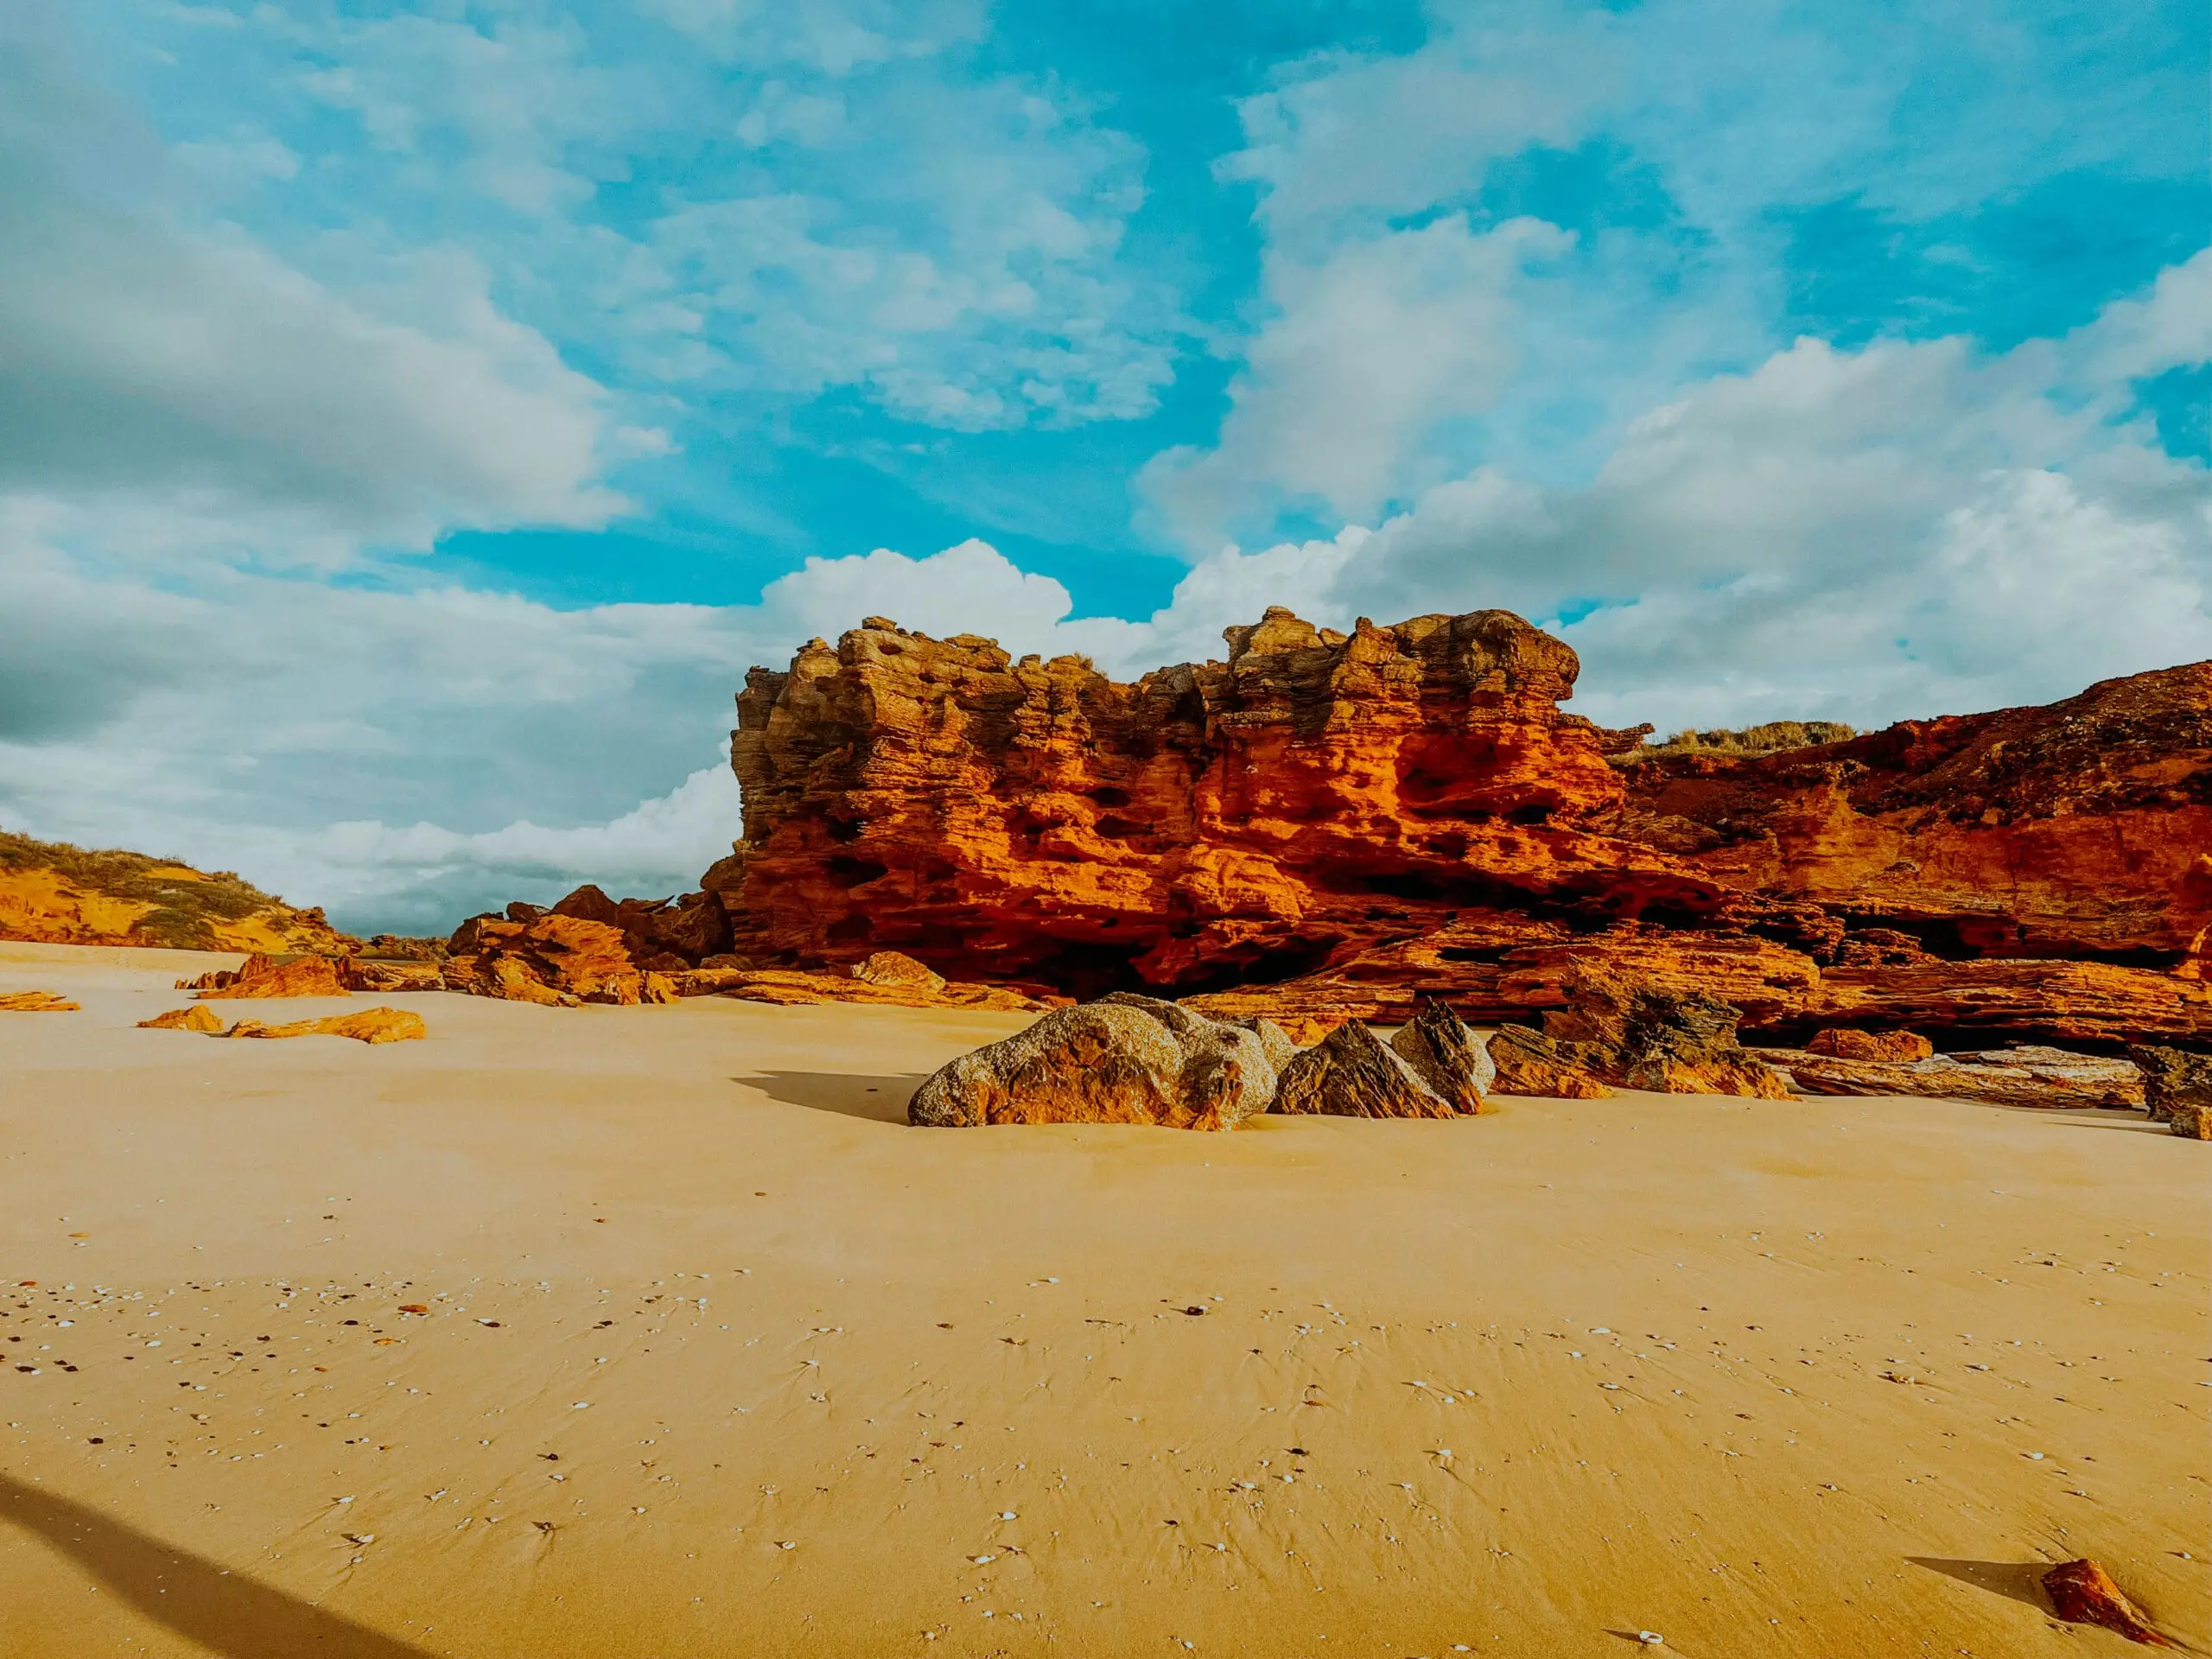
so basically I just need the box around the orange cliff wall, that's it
[726,607,1822,994]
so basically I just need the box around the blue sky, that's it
[2,0,2207,931]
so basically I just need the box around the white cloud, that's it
[0,19,637,554]
[1143,215,1573,543]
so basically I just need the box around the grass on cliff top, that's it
[0,829,298,950]
[1611,720,1858,766]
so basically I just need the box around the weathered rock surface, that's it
[712,613,2209,1046]
[2040,1558,2179,1647]
[1761,1045,2144,1110]
[191,955,349,1001]
[1541,969,1794,1098]
[1485,1025,1612,1099]
[0,830,359,956]
[2127,1044,2212,1122]
[442,915,677,1007]
[851,950,946,994]
[2169,1102,2212,1138]
[0,990,79,1013]
[138,1006,225,1032]
[677,965,1042,1011]
[340,958,444,993]
[1806,1027,1934,1062]
[219,1007,426,1045]
[908,995,1287,1129]
[1389,998,1497,1113]
[1273,1017,1459,1119]
[1618,660,2212,968]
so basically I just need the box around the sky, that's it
[2,0,2207,935]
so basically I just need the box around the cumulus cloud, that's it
[1143,215,1573,542]
[0,10,639,554]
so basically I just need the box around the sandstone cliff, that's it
[0,830,357,957]
[719,611,2211,1046]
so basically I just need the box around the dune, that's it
[0,939,2203,1657]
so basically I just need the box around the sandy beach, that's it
[0,940,2204,1657]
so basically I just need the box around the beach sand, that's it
[1,939,2204,1657]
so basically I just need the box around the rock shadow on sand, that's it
[741,1071,928,1122]
[1907,1554,2052,1609]
[0,1471,434,1659]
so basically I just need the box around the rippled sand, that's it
[2,940,2204,1657]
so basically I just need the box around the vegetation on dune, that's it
[1610,719,1858,766]
[0,830,320,950]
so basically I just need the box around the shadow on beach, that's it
[0,1471,434,1659]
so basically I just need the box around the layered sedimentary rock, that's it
[720,612,2210,1046]
[908,995,1288,1129]
[674,964,1043,1011]
[1617,661,2212,967]
[1273,1017,1462,1119]
[0,830,357,956]
[1762,1044,2144,1110]
[1491,969,1792,1100]
[139,1006,226,1033]
[0,990,79,1013]
[219,1007,426,1045]
[1806,1027,1933,1062]
[442,914,677,1007]
[189,954,349,1000]
[2129,1045,2212,1122]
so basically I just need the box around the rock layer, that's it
[715,612,2211,1046]
[1760,1045,2144,1110]
[189,954,349,1000]
[442,915,677,1007]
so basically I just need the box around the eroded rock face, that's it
[0,990,79,1012]
[1486,1025,1612,1099]
[851,950,946,994]
[1806,1028,1935,1063]
[713,613,2210,1046]
[2127,1045,2212,1122]
[442,915,677,1007]
[219,1007,427,1045]
[1390,999,1496,1113]
[1541,969,1795,1099]
[1274,1018,1459,1119]
[728,608,1722,993]
[1618,661,2212,969]
[139,1006,224,1032]
[191,955,349,1000]
[675,964,1041,1011]
[908,995,1286,1129]
[1762,1045,2143,1110]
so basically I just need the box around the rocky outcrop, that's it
[1535,968,1794,1098]
[1806,1028,1933,1062]
[1485,1025,1612,1098]
[714,612,2209,1047]
[727,608,1744,993]
[908,995,1288,1129]
[1389,997,1496,1112]
[1618,661,2212,969]
[1763,1045,2144,1110]
[2127,1045,2212,1122]
[1273,1017,1462,1119]
[340,958,443,993]
[219,1007,426,1045]
[442,914,677,1007]
[138,1006,224,1033]
[190,954,349,1000]
[675,964,1043,1011]
[0,830,359,956]
[0,990,78,1012]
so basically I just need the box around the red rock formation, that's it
[1806,1028,1933,1062]
[1618,661,2212,968]
[715,610,2210,1046]
[442,914,677,1007]
[1764,1044,2144,1109]
[192,955,349,1000]
[219,1007,427,1045]
[139,1006,225,1033]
